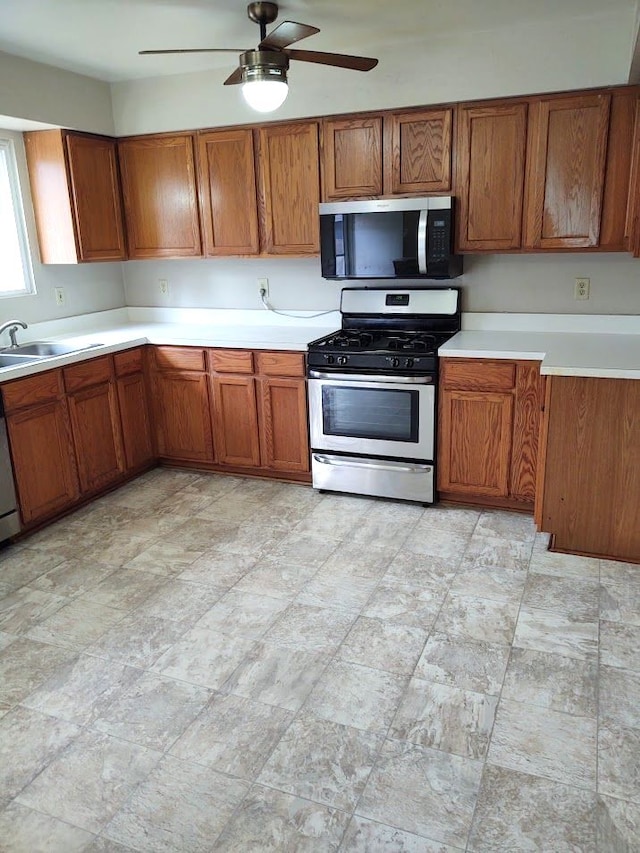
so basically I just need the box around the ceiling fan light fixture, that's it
[240,49,289,112]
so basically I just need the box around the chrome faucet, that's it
[0,320,28,349]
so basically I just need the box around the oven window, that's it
[322,385,419,442]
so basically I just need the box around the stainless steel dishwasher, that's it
[0,396,20,543]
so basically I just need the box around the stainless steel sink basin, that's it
[8,341,102,357]
[0,353,42,368]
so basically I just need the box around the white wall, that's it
[0,130,126,327]
[122,252,640,316]
[111,9,635,135]
[0,51,114,135]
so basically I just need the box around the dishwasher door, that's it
[0,398,20,542]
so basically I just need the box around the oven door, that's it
[308,371,435,460]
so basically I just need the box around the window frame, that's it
[0,135,36,298]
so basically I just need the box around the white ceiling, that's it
[0,0,638,84]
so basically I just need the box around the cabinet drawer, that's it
[209,349,254,374]
[441,359,516,391]
[2,369,63,413]
[64,356,113,393]
[256,351,305,377]
[154,346,207,372]
[114,347,144,377]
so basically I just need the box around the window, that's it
[0,136,35,297]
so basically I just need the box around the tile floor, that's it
[0,468,638,851]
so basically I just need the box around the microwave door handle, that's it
[418,210,428,275]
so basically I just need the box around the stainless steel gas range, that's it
[307,286,461,504]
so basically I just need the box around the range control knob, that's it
[337,355,348,366]
[326,354,335,364]
[390,357,400,368]
[405,357,414,368]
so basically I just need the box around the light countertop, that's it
[1,308,639,383]
[0,309,339,383]
[439,313,640,379]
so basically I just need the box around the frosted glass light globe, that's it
[241,79,288,112]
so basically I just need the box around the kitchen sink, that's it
[0,353,43,367]
[5,341,102,357]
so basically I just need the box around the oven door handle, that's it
[308,370,433,384]
[313,454,432,474]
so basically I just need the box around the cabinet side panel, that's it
[23,130,78,264]
[541,377,617,555]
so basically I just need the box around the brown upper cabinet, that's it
[321,107,453,201]
[456,88,636,253]
[196,128,260,256]
[456,102,528,251]
[256,121,321,255]
[523,92,611,249]
[321,116,383,199]
[24,130,126,263]
[118,133,202,259]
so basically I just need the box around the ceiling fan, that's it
[140,1,378,113]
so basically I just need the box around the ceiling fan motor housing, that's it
[240,48,289,84]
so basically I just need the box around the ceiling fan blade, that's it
[223,66,244,86]
[286,49,378,71]
[139,48,246,55]
[260,20,319,50]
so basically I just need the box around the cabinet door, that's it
[67,382,125,493]
[386,109,452,194]
[321,116,383,200]
[197,128,260,255]
[439,389,513,497]
[258,377,309,473]
[153,371,214,462]
[257,122,320,254]
[524,93,611,249]
[65,133,127,261]
[7,401,79,524]
[117,373,154,471]
[24,130,126,264]
[211,375,261,467]
[456,102,528,251]
[118,134,202,259]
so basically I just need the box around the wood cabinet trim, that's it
[63,356,113,393]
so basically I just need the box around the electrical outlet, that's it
[54,287,65,306]
[258,277,269,299]
[574,277,590,300]
[159,279,169,296]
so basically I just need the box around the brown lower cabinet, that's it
[2,348,153,528]
[150,346,310,479]
[438,358,544,509]
[4,372,79,524]
[64,357,125,493]
[536,375,640,562]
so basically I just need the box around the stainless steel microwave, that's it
[319,196,462,280]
